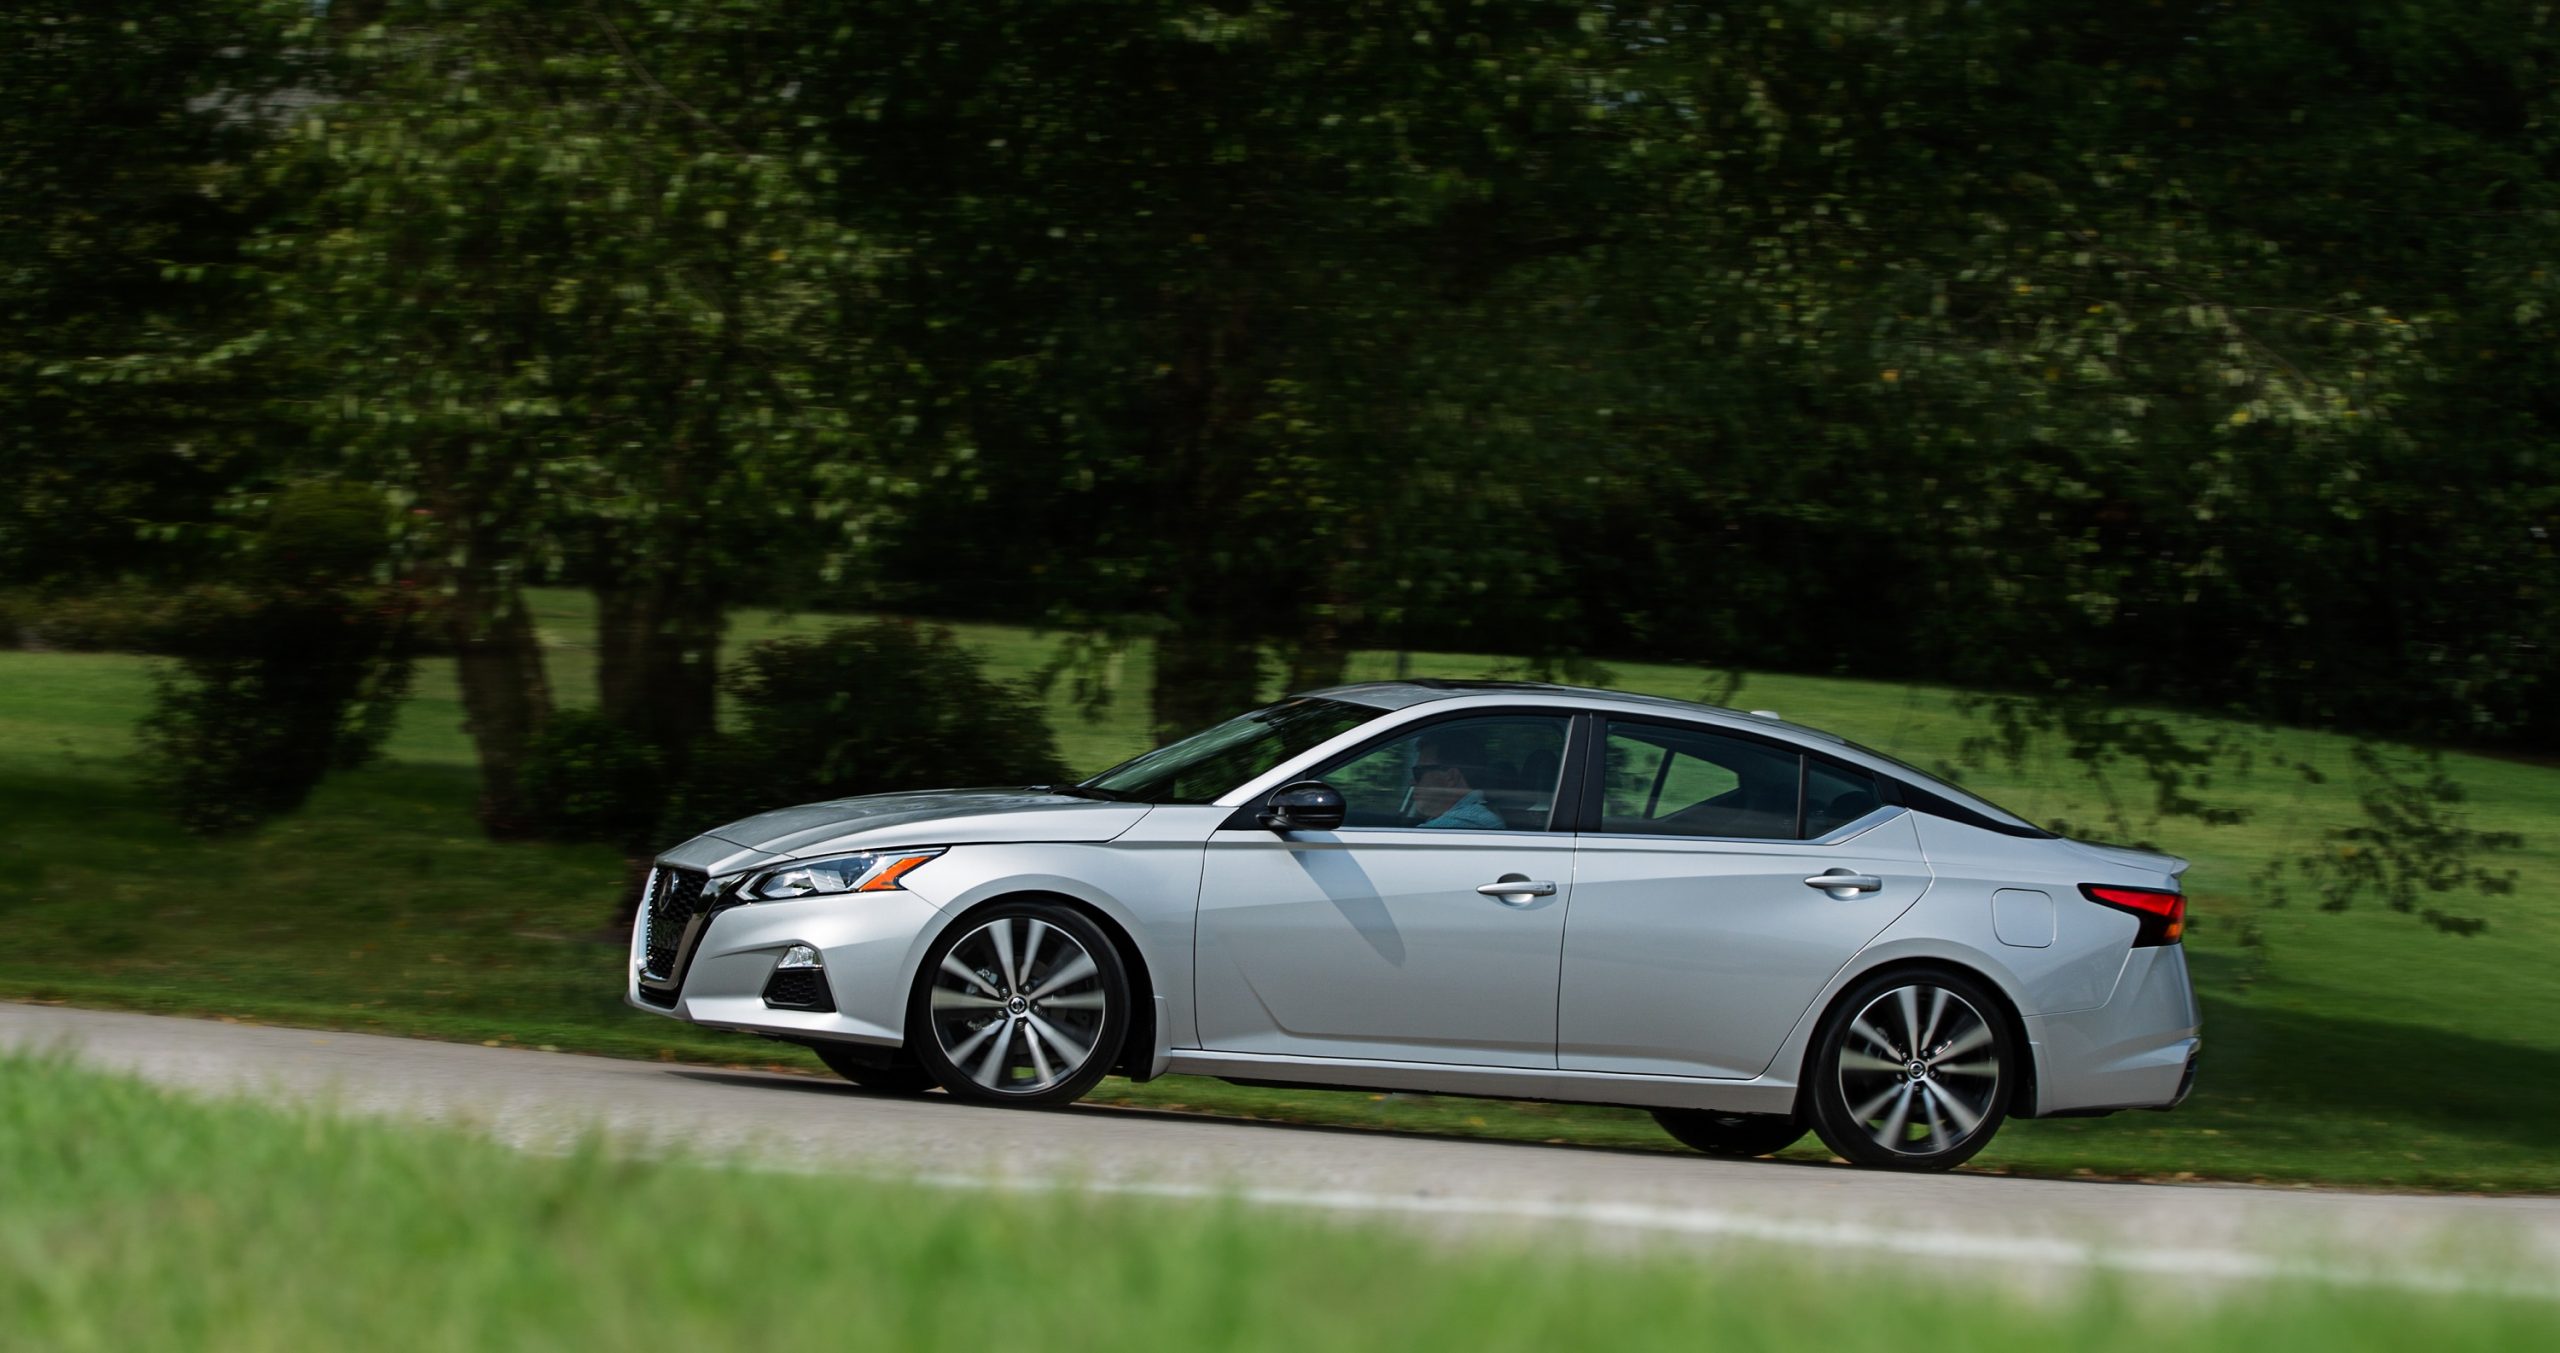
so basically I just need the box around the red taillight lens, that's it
[2079,884,2186,947]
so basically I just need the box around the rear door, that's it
[1557,719,1932,1079]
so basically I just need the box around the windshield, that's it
[1081,697,1379,804]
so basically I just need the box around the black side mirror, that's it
[1259,780,1346,833]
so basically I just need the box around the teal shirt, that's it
[1420,789,1504,830]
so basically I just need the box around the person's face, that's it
[1411,744,1467,816]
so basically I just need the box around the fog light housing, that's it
[763,945,834,1012]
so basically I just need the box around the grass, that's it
[5,1052,2557,1350]
[1,588,2556,1189]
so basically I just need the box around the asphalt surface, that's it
[8,1001,2557,1300]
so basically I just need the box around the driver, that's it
[1411,733,1505,830]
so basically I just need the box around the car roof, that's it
[1299,679,1850,746]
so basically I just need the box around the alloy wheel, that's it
[924,913,1112,1097]
[1832,982,2003,1160]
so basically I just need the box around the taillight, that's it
[2080,884,2186,947]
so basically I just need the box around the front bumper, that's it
[2022,944,2203,1116]
[624,887,941,1049]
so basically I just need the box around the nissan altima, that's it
[628,680,2199,1170]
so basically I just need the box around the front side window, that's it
[1081,697,1377,804]
[1600,721,1801,839]
[1316,714,1572,831]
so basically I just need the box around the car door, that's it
[1557,719,1932,1080]
[1193,711,1580,1068]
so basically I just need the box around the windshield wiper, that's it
[1030,783,1124,801]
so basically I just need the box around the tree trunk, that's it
[1149,625,1265,743]
[594,579,725,760]
[448,578,552,837]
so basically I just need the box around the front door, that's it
[1193,712,1577,1067]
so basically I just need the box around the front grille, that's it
[762,968,835,1012]
[640,866,710,981]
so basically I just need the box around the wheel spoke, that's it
[1839,1049,1904,1075]
[930,988,1002,1011]
[989,918,1021,992]
[1930,1022,1994,1063]
[1849,1082,1904,1122]
[1894,986,1923,1057]
[1915,1082,1951,1150]
[1920,987,1949,1054]
[1026,952,1096,999]
[1020,918,1051,986]
[1870,1085,1916,1149]
[1038,991,1108,1010]
[1928,1080,1985,1136]
[940,953,999,998]
[1934,1058,1999,1080]
[944,1018,1002,1065]
[971,1021,1015,1086]
[1849,1017,1901,1060]
[1024,1011,1092,1070]
[1023,1021,1056,1086]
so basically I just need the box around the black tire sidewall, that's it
[1806,966,2015,1171]
[907,898,1130,1107]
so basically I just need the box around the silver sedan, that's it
[628,681,2200,1170]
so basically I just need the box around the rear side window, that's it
[1599,721,1800,840]
[1803,759,1882,837]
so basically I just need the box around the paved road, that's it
[7,1001,2556,1300]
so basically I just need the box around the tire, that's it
[1651,1109,1807,1159]
[1805,966,2015,1171]
[809,1043,937,1095]
[909,899,1130,1107]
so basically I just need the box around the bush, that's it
[3,581,194,652]
[518,710,667,852]
[663,621,1069,838]
[137,483,414,834]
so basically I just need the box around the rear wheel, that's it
[1652,1109,1807,1159]
[1806,967,2014,1171]
[910,899,1129,1107]
[809,1043,936,1095]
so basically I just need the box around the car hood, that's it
[695,788,1152,865]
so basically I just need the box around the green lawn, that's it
[2,589,2555,1189]
[7,1053,2555,1350]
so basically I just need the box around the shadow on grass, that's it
[2188,995,2560,1154]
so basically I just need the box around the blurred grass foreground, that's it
[4,1052,2556,1352]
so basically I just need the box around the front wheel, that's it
[1805,968,2015,1171]
[1652,1109,1807,1159]
[910,900,1130,1107]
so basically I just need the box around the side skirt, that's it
[1161,1049,1800,1116]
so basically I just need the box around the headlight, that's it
[741,849,945,901]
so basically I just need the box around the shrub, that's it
[518,710,667,852]
[137,483,414,834]
[662,621,1069,839]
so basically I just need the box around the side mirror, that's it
[1259,780,1346,833]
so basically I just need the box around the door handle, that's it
[1476,877,1558,902]
[1803,871,1884,894]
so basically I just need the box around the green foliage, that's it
[0,1,307,588]
[517,710,666,853]
[2257,747,2526,938]
[137,484,413,834]
[669,622,1069,836]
